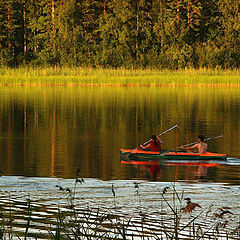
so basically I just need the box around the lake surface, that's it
[0,86,240,183]
[0,177,239,239]
[0,86,239,239]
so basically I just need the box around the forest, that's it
[0,0,240,69]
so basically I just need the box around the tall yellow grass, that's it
[0,67,239,86]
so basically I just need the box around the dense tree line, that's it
[0,0,240,69]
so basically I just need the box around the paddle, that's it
[176,134,224,150]
[126,124,179,156]
[142,124,179,146]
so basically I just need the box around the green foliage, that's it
[0,0,239,69]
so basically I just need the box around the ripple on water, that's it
[0,177,239,239]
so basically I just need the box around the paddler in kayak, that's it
[181,135,208,154]
[140,135,163,151]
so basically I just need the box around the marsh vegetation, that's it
[0,67,240,86]
[0,177,239,239]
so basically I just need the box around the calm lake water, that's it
[0,86,240,183]
[0,86,239,239]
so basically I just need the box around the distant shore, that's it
[0,67,240,87]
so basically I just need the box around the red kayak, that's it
[120,149,227,161]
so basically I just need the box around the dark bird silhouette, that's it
[56,185,64,191]
[76,178,83,184]
[215,208,234,218]
[134,182,139,188]
[163,186,170,194]
[183,198,201,213]
[220,210,234,218]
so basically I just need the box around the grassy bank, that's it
[0,67,240,86]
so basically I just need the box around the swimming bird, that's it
[56,185,64,191]
[76,178,84,184]
[183,198,201,213]
[215,208,234,218]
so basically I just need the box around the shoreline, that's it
[0,67,240,86]
[1,83,240,87]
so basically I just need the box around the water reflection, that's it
[0,87,240,182]
[120,154,222,182]
[163,160,218,181]
[121,156,162,181]
[121,151,240,183]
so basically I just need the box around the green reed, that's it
[0,67,240,86]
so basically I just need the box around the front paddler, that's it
[140,135,163,151]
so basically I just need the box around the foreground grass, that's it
[0,67,240,86]
[0,180,239,239]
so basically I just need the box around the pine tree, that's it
[0,0,7,64]
[216,0,240,68]
[0,0,24,65]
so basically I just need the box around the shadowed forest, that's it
[0,0,240,69]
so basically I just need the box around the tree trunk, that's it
[103,0,106,16]
[23,1,27,56]
[52,0,56,57]
[8,6,11,51]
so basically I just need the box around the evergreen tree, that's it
[0,0,24,65]
[135,0,155,66]
[216,0,240,68]
[79,0,103,66]
[0,0,239,68]
[0,0,7,64]
[99,0,136,67]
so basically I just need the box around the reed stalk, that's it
[24,199,31,240]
